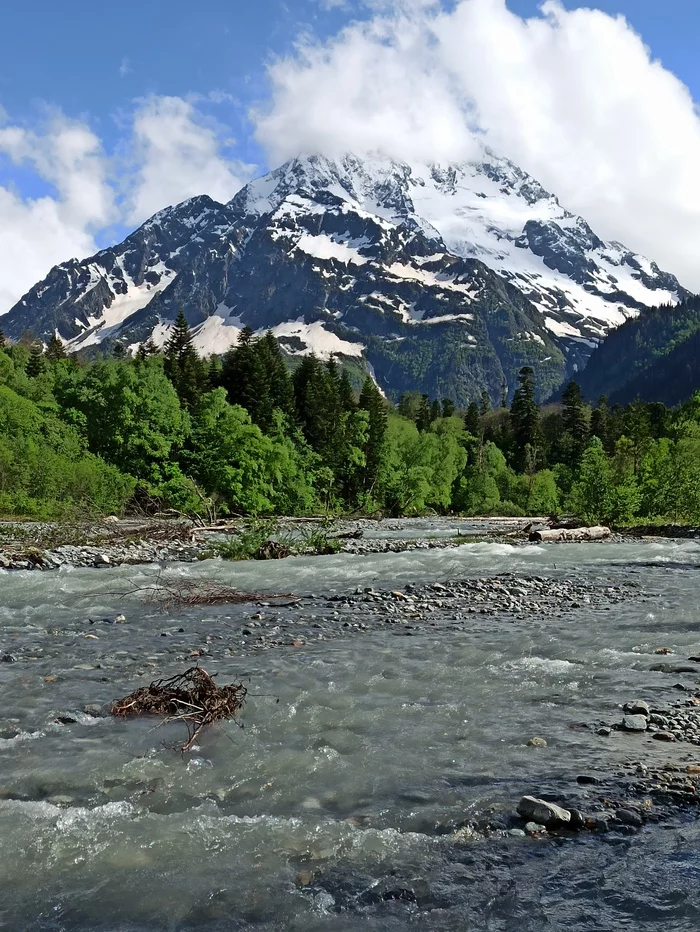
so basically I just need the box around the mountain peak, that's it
[0,148,689,403]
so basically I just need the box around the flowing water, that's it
[2,533,700,930]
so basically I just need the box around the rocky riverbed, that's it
[3,531,700,930]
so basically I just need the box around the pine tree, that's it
[112,342,127,359]
[510,366,541,472]
[359,377,388,494]
[560,380,589,468]
[416,394,432,431]
[0,329,6,349]
[500,379,508,409]
[430,399,442,423]
[136,337,159,363]
[45,334,66,363]
[339,369,357,412]
[441,398,455,419]
[257,330,295,423]
[163,310,205,409]
[464,401,481,438]
[479,390,491,418]
[221,330,271,429]
[590,396,611,453]
[26,343,45,378]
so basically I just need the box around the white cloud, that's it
[254,0,700,289]
[124,95,254,225]
[0,114,116,313]
[0,96,254,313]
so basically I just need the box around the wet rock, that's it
[615,808,643,827]
[576,774,600,785]
[93,553,111,567]
[526,737,548,748]
[296,871,315,887]
[524,821,547,835]
[597,726,612,737]
[0,653,17,663]
[55,714,79,725]
[652,731,676,742]
[517,796,571,828]
[568,809,586,830]
[623,700,650,717]
[508,828,527,837]
[621,714,648,732]
[83,703,106,718]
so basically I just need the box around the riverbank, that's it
[0,515,628,571]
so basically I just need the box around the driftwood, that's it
[529,525,612,543]
[112,667,247,751]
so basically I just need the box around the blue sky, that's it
[2,0,700,308]
[0,0,695,179]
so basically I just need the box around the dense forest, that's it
[2,312,700,525]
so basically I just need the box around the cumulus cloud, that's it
[124,95,254,225]
[0,96,254,312]
[0,115,116,313]
[254,0,700,289]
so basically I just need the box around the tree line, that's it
[2,317,700,525]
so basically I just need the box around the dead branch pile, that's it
[112,667,247,750]
[131,576,296,608]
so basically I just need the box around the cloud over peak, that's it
[253,0,700,289]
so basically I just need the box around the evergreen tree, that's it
[560,380,589,468]
[358,378,388,495]
[416,394,432,431]
[26,343,45,378]
[112,342,127,359]
[45,334,66,363]
[339,369,357,412]
[0,329,6,349]
[510,366,541,472]
[430,399,442,423]
[441,398,455,419]
[136,338,159,363]
[479,390,491,417]
[590,396,611,452]
[221,330,272,429]
[257,330,295,421]
[500,378,508,409]
[163,311,206,410]
[464,401,481,439]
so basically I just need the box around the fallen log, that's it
[529,525,612,543]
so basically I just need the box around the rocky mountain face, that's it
[1,149,689,404]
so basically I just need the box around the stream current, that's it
[2,532,700,930]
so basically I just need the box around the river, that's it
[2,531,700,930]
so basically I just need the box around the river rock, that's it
[615,808,643,827]
[623,700,650,717]
[526,737,548,748]
[621,714,648,732]
[652,731,676,742]
[524,821,547,835]
[517,796,571,828]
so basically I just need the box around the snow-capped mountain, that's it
[1,148,688,404]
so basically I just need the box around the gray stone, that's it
[623,700,650,717]
[621,714,648,732]
[508,828,527,837]
[615,808,643,827]
[524,821,547,835]
[526,737,548,748]
[517,796,571,829]
[652,731,676,742]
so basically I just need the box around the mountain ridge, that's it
[1,147,689,404]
